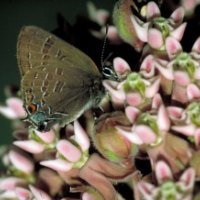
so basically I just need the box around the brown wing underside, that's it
[17,26,102,124]
[21,65,96,113]
[17,26,100,77]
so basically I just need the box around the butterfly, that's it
[17,26,110,131]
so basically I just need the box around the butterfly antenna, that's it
[101,24,109,69]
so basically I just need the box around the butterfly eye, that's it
[27,103,37,114]
[102,67,119,81]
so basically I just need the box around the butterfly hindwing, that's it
[21,64,100,124]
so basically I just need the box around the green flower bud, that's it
[123,72,146,95]
[173,53,196,79]
[187,102,200,126]
[93,112,138,163]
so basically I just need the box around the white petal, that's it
[131,15,147,42]
[116,126,143,144]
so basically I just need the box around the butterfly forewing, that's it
[17,26,100,77]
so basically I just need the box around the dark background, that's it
[0,0,116,146]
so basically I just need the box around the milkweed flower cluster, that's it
[0,0,200,199]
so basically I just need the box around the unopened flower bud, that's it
[93,112,138,163]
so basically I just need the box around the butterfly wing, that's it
[21,64,101,124]
[17,26,104,126]
[17,26,100,77]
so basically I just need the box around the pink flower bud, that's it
[74,120,90,151]
[0,97,26,119]
[56,140,81,162]
[148,28,163,49]
[146,1,160,19]
[170,23,187,41]
[35,129,55,143]
[113,57,131,78]
[155,161,173,184]
[13,140,45,154]
[40,159,72,172]
[15,187,32,200]
[29,185,52,200]
[170,7,185,24]
[8,150,34,174]
[0,177,25,190]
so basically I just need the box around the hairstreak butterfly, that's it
[17,26,109,131]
